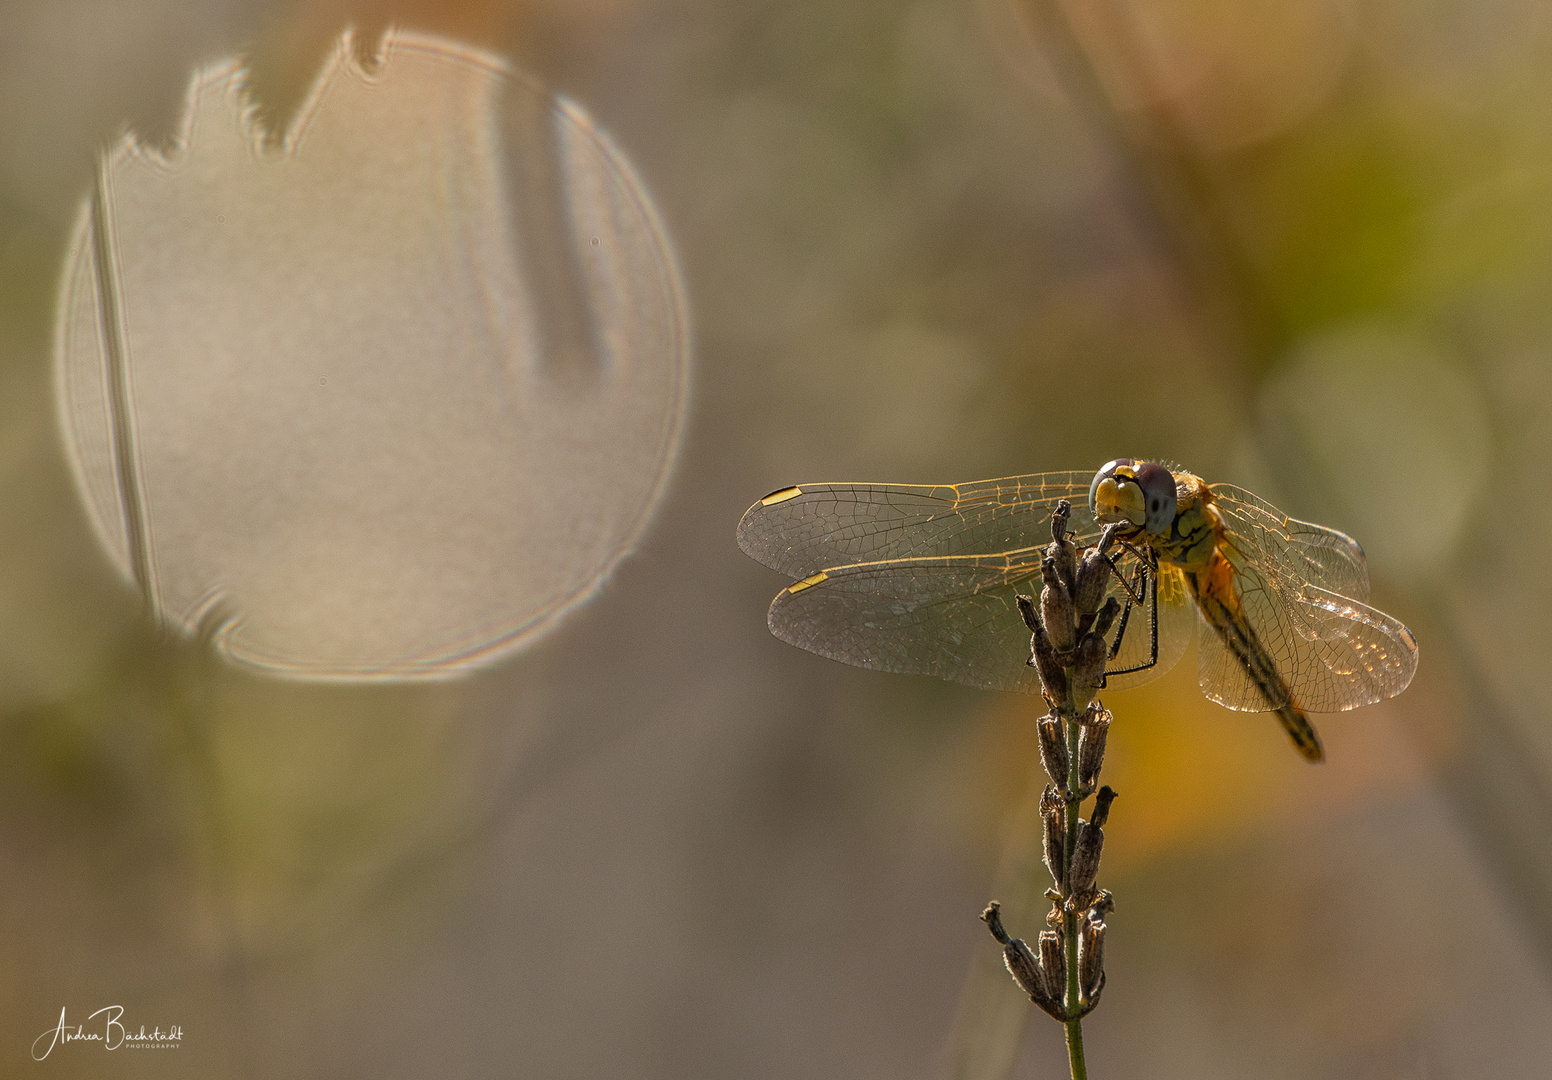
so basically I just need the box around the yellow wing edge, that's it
[787,571,829,594]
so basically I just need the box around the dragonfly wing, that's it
[1195,603,1284,712]
[738,472,1098,578]
[766,556,1048,694]
[1100,561,1196,693]
[1210,484,1370,602]
[1200,545,1419,713]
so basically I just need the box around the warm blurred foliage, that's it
[0,0,1550,1077]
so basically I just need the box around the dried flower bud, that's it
[1005,935,1048,1005]
[1040,785,1065,891]
[1071,523,1122,626]
[981,901,1011,943]
[982,903,1052,1006]
[1049,499,1071,545]
[1090,595,1120,638]
[1016,593,1040,633]
[1069,634,1106,706]
[1036,713,1070,788]
[1069,598,1121,706]
[1038,928,1066,1005]
[1069,813,1106,906]
[1077,706,1111,790]
[1078,909,1106,1001]
[1072,555,1109,625]
[1040,558,1076,653]
[1025,611,1069,699]
[1046,501,1077,592]
[1045,896,1064,926]
[1089,785,1117,829]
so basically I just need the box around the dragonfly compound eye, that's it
[1133,462,1178,535]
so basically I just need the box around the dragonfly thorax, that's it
[1146,470,1220,571]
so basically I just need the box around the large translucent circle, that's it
[54,30,689,679]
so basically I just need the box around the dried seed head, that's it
[984,902,1051,1005]
[1045,897,1064,926]
[1079,909,1107,1001]
[1069,814,1106,907]
[1090,785,1117,829]
[1072,550,1111,622]
[1038,928,1066,1005]
[1003,935,1048,1005]
[1040,785,1066,891]
[1040,557,1076,653]
[1049,499,1071,545]
[1077,706,1112,790]
[1046,502,1077,591]
[1070,628,1109,706]
[1036,713,1070,788]
[981,901,1011,944]
[1015,593,1040,634]
[1090,595,1121,638]
[1071,522,1124,623]
[1027,615,1069,700]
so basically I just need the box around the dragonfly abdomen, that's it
[1187,553,1325,762]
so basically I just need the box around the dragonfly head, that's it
[1089,459,1177,536]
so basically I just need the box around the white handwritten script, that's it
[32,1007,182,1059]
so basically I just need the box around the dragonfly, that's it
[736,459,1418,761]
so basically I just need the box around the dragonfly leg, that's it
[1107,543,1149,605]
[1105,561,1148,661]
[1106,594,1135,669]
[1102,552,1160,680]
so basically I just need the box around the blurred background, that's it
[1,0,1550,1077]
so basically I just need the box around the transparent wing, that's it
[1203,488,1418,713]
[762,542,1194,696]
[766,556,1046,693]
[737,472,1101,579]
[1194,605,1278,712]
[1210,484,1370,602]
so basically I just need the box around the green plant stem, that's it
[1060,684,1088,1080]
